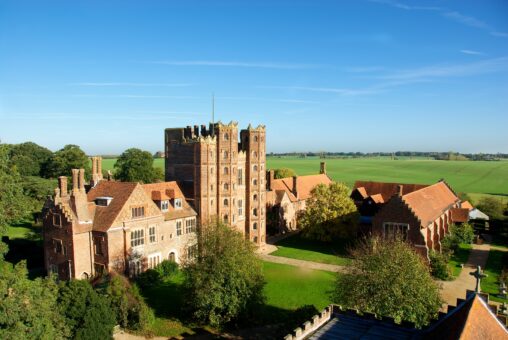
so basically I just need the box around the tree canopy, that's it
[273,168,296,179]
[334,237,442,328]
[58,280,116,340]
[8,142,53,177]
[44,144,90,179]
[476,196,505,220]
[299,182,358,241]
[183,221,265,328]
[114,148,163,183]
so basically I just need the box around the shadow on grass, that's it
[139,273,325,339]
[274,233,352,257]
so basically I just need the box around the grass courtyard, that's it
[448,243,473,278]
[139,261,335,337]
[481,244,508,303]
[270,233,352,266]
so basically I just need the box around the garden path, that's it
[438,238,491,310]
[258,253,346,273]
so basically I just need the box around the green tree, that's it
[0,145,29,236]
[45,144,90,179]
[476,196,505,219]
[106,274,154,331]
[0,260,69,339]
[273,168,296,179]
[58,280,116,340]
[8,142,53,177]
[334,237,442,328]
[114,148,162,183]
[300,182,359,241]
[183,221,265,328]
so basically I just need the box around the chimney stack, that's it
[320,162,326,175]
[292,175,298,198]
[267,170,274,190]
[72,169,79,193]
[58,176,68,197]
[97,156,102,177]
[91,156,97,176]
[397,184,403,197]
[79,169,85,193]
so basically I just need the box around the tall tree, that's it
[44,144,90,179]
[334,237,442,328]
[300,182,358,241]
[0,261,69,339]
[183,221,265,328]
[8,142,53,177]
[114,148,163,183]
[58,280,116,340]
[0,145,29,236]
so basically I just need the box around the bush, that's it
[477,197,505,220]
[136,269,161,289]
[429,251,451,280]
[273,168,296,179]
[442,223,474,253]
[155,260,179,279]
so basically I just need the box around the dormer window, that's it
[174,198,182,209]
[96,196,113,207]
[161,200,169,212]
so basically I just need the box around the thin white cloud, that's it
[371,0,507,38]
[70,82,193,87]
[149,60,322,69]
[259,85,380,96]
[460,49,485,56]
[217,96,318,104]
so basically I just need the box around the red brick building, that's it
[42,157,197,280]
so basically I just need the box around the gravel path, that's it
[258,253,346,273]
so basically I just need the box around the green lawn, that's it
[481,245,508,303]
[270,234,352,266]
[448,243,472,278]
[5,221,39,239]
[262,261,335,311]
[139,261,336,337]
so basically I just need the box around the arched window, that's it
[253,194,258,201]
[211,167,214,174]
[253,208,258,216]
[252,151,258,158]
[224,214,229,222]
[224,183,229,190]
[254,136,258,142]
[253,236,258,243]
[253,165,258,171]
[253,179,257,186]
[224,199,229,206]
[253,222,258,230]
[223,151,228,159]
[224,167,229,175]
[169,252,176,262]
[224,133,229,140]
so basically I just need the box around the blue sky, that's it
[1,0,507,154]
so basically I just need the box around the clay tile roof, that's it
[451,208,470,223]
[142,182,196,220]
[370,194,385,204]
[353,180,428,202]
[87,181,138,232]
[402,181,459,227]
[425,293,508,339]
[271,174,332,202]
[461,201,474,211]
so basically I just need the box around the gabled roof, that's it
[402,181,459,227]
[87,181,139,232]
[424,293,508,339]
[142,182,197,220]
[451,208,470,223]
[369,194,385,204]
[270,174,332,202]
[353,180,428,202]
[461,201,474,211]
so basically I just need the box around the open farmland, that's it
[99,157,508,196]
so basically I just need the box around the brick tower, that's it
[165,122,266,245]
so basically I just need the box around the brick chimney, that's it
[90,156,103,187]
[320,162,326,175]
[397,184,403,197]
[58,176,68,197]
[292,176,298,198]
[72,169,79,193]
[79,169,85,193]
[267,170,274,190]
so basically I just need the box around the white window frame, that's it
[161,200,169,212]
[174,198,183,209]
[131,229,145,247]
[176,220,182,236]
[148,253,161,269]
[148,225,157,244]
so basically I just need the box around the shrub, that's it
[136,269,161,289]
[429,251,451,280]
[155,260,179,279]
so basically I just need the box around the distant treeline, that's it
[268,151,508,161]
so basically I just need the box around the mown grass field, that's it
[100,157,508,197]
[270,234,352,266]
[139,261,335,337]
[447,243,472,278]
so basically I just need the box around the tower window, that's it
[224,198,229,206]
[253,165,258,171]
[224,133,229,140]
[253,222,258,230]
[254,136,258,142]
[224,183,229,190]
[224,167,229,175]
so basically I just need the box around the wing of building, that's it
[42,157,197,280]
